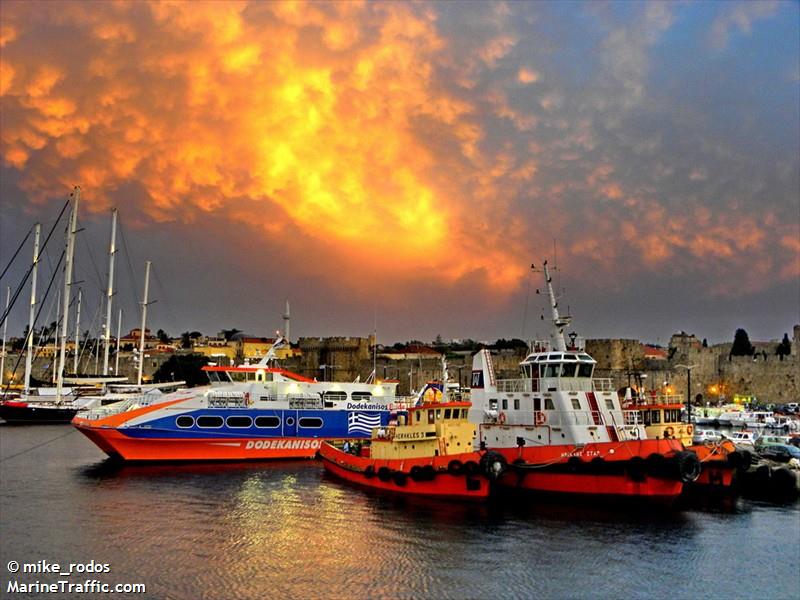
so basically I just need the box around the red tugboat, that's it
[319,386,504,500]
[629,391,749,493]
[467,261,701,504]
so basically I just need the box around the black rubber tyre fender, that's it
[377,466,392,482]
[480,451,507,479]
[674,450,701,483]
[645,453,667,478]
[409,465,423,481]
[364,465,375,479]
[626,456,647,482]
[463,461,479,476]
[393,471,408,487]
[421,465,436,481]
[447,459,464,475]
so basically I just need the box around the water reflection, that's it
[2,427,798,600]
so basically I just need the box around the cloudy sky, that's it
[1,1,798,346]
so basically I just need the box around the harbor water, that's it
[1,426,799,600]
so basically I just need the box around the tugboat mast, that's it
[541,260,571,352]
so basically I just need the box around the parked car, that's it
[759,444,800,463]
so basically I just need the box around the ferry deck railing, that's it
[494,377,615,393]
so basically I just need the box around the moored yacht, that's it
[467,261,700,503]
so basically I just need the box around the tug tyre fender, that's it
[377,466,392,482]
[590,456,606,474]
[420,465,436,481]
[626,456,647,482]
[464,461,480,476]
[770,467,797,498]
[645,453,667,478]
[393,471,408,487]
[675,451,701,483]
[447,460,464,475]
[480,451,507,479]
[567,456,583,473]
[364,465,375,479]
[409,465,423,481]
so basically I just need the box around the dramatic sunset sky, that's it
[1,1,798,345]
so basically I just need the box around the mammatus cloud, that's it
[1,0,797,310]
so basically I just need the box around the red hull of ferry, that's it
[490,439,688,502]
[72,423,323,461]
[319,443,490,500]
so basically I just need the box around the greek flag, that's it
[348,411,381,435]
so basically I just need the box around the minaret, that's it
[283,300,291,343]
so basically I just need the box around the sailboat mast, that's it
[115,309,122,376]
[102,208,117,375]
[73,288,82,374]
[24,224,41,395]
[56,187,80,401]
[1,287,10,388]
[137,261,151,386]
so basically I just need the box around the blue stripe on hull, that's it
[119,409,390,439]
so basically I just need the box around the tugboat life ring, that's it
[534,411,547,426]
[664,426,674,439]
[498,411,507,425]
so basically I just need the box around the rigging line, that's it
[1,250,64,397]
[77,300,103,369]
[151,264,178,333]
[0,200,71,327]
[76,216,105,295]
[0,225,33,283]
[116,219,140,319]
[0,428,77,463]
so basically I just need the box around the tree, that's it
[152,354,210,387]
[702,338,708,348]
[730,328,754,356]
[157,329,170,344]
[776,333,791,360]
[220,328,241,341]
[180,332,192,349]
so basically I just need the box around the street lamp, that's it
[675,364,698,424]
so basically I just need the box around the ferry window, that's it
[415,411,421,422]
[352,392,372,401]
[255,416,280,428]
[571,397,581,410]
[299,417,323,428]
[197,415,224,428]
[436,409,442,419]
[502,399,508,410]
[176,416,194,428]
[561,363,577,377]
[605,398,615,410]
[226,416,253,428]
[578,364,593,378]
[461,409,468,418]
[514,399,520,410]
[444,409,452,419]
[534,398,541,411]
[545,398,555,410]
[650,410,661,424]
[428,410,434,424]
[564,354,577,360]
[323,391,347,402]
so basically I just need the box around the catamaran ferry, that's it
[72,354,399,461]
